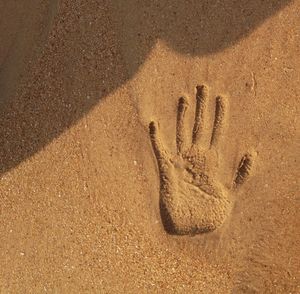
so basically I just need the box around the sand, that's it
[0,0,299,292]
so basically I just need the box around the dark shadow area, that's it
[0,0,58,106]
[0,0,292,175]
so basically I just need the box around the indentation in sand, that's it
[149,85,256,235]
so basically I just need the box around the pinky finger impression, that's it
[149,121,170,172]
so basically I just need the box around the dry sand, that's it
[0,0,299,293]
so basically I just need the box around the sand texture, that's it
[0,0,299,293]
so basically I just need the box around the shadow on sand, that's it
[0,0,292,174]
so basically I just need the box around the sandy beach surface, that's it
[0,1,299,293]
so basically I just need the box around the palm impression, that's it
[149,85,255,235]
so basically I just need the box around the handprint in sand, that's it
[149,85,255,235]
